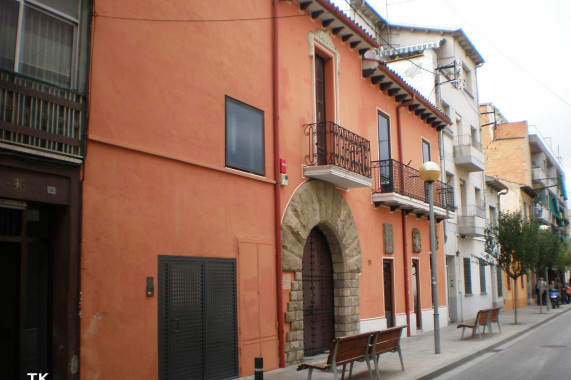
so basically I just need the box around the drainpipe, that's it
[272,0,285,368]
[396,94,415,337]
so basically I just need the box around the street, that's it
[436,309,571,379]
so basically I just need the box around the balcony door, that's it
[315,55,327,165]
[378,112,391,188]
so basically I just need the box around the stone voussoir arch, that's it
[281,180,362,364]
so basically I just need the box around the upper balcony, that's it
[0,69,86,163]
[371,159,454,221]
[303,121,372,188]
[534,203,552,226]
[532,167,550,187]
[454,134,485,172]
[457,204,486,237]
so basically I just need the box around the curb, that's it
[415,307,571,379]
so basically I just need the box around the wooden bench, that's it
[369,326,406,380]
[296,326,407,380]
[487,307,502,334]
[297,332,374,380]
[457,309,491,339]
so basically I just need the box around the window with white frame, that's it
[422,139,430,163]
[225,96,265,176]
[0,0,80,88]
[462,65,473,94]
[479,261,486,294]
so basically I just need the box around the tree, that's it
[535,228,565,280]
[484,211,539,324]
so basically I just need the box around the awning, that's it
[551,196,562,219]
[379,40,443,57]
[559,176,568,201]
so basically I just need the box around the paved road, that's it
[436,309,571,380]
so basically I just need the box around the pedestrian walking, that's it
[538,277,547,311]
[550,281,561,309]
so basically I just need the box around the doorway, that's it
[383,260,394,328]
[0,206,52,379]
[302,227,334,356]
[158,256,238,379]
[412,259,422,330]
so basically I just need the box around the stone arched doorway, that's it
[281,181,362,364]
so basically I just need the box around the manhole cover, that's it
[541,345,567,349]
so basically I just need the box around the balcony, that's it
[303,121,372,188]
[454,134,485,172]
[371,159,454,220]
[457,205,486,237]
[0,69,86,162]
[534,203,552,225]
[531,167,550,187]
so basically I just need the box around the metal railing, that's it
[455,134,482,151]
[304,121,371,178]
[460,204,486,218]
[0,69,86,159]
[371,159,454,210]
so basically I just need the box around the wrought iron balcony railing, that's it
[304,121,371,178]
[371,159,454,211]
[0,69,86,160]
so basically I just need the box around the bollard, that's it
[255,357,263,380]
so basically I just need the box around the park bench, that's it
[457,309,491,339]
[369,325,406,380]
[297,326,407,380]
[297,332,374,380]
[487,307,502,334]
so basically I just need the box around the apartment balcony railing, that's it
[458,204,486,237]
[531,167,550,186]
[534,204,552,225]
[371,159,454,220]
[454,134,485,172]
[303,121,372,188]
[0,69,86,161]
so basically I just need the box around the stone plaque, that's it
[412,228,421,253]
[383,224,394,254]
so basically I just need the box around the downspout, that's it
[497,189,508,307]
[396,94,415,337]
[273,0,285,368]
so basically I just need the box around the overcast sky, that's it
[334,0,571,197]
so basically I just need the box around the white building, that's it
[350,0,499,322]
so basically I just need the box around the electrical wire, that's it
[440,0,571,111]
[94,10,328,23]
[341,0,440,75]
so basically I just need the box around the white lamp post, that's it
[419,161,441,354]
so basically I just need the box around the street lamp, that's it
[419,161,441,354]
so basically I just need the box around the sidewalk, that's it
[240,303,570,380]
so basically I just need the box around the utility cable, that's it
[440,0,571,111]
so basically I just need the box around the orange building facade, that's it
[81,0,452,378]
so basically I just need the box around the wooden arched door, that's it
[302,227,334,356]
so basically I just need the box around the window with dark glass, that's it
[225,96,265,176]
[0,0,80,88]
[422,139,431,162]
[463,258,472,295]
[378,112,391,161]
